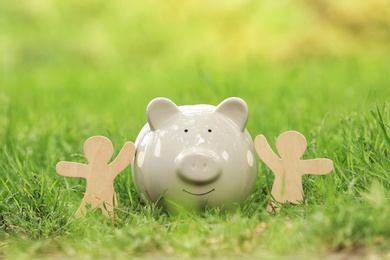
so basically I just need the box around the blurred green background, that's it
[1,0,389,141]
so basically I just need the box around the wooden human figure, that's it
[254,131,333,209]
[56,136,135,218]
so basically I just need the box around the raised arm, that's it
[300,158,334,175]
[108,142,136,175]
[254,134,282,173]
[56,161,89,178]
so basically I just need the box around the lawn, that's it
[1,1,390,259]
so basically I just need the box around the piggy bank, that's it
[132,97,257,212]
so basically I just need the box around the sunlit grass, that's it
[1,0,390,258]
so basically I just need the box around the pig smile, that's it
[183,188,215,196]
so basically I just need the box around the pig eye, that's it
[208,129,212,133]
[184,129,189,133]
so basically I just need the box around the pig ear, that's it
[215,97,248,132]
[147,98,181,131]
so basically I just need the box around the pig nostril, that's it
[177,153,221,184]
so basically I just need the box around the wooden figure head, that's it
[84,136,114,165]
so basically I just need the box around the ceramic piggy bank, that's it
[132,97,257,212]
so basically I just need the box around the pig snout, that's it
[176,151,222,184]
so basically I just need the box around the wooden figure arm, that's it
[254,134,282,173]
[56,161,88,178]
[109,142,136,175]
[300,158,334,175]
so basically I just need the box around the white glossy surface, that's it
[132,97,258,212]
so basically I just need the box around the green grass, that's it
[1,1,390,259]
